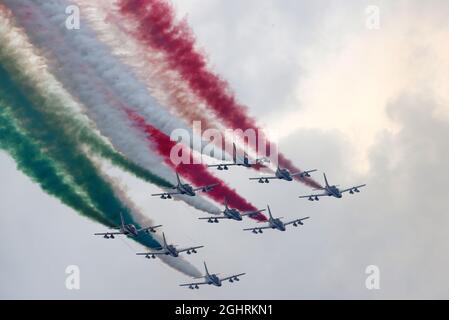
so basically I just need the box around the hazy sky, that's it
[1,0,448,299]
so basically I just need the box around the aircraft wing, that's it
[340,184,367,193]
[151,191,181,197]
[179,280,209,287]
[193,183,219,193]
[177,245,205,254]
[137,224,162,233]
[136,249,166,256]
[298,192,328,199]
[284,216,310,226]
[243,224,272,232]
[94,231,124,236]
[207,163,238,168]
[291,169,317,177]
[198,215,229,220]
[249,176,277,181]
[241,209,266,217]
[220,273,246,282]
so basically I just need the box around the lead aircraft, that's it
[298,173,366,201]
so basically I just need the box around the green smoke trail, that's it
[0,63,161,249]
[0,105,112,227]
[0,44,172,189]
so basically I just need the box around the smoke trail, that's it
[127,109,268,222]
[0,9,172,189]
[74,0,226,138]
[19,0,212,154]
[119,0,322,188]
[2,1,220,214]
[0,9,201,275]
[0,106,111,227]
[73,0,266,167]
[0,60,165,248]
[0,62,204,276]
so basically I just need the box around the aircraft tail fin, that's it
[323,173,330,187]
[175,172,181,186]
[119,211,125,228]
[267,205,273,219]
[204,261,210,276]
[162,232,167,247]
[224,196,228,209]
[232,143,237,163]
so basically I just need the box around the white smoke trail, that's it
[73,0,231,160]
[3,0,220,214]
[34,0,224,159]
[72,0,269,166]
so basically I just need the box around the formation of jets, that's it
[95,159,366,289]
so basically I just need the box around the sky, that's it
[1,0,449,299]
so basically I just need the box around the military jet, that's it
[208,143,266,170]
[180,262,246,289]
[136,232,204,259]
[243,205,309,234]
[198,197,265,223]
[94,212,161,239]
[249,165,316,183]
[151,172,218,199]
[298,173,366,201]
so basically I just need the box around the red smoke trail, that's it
[126,109,267,222]
[119,0,322,189]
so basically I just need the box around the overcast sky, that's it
[1,0,449,299]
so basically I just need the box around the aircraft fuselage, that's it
[326,186,342,198]
[224,208,243,221]
[270,218,286,231]
[166,245,179,257]
[207,274,222,287]
[276,169,293,181]
[123,224,139,237]
[179,184,196,196]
